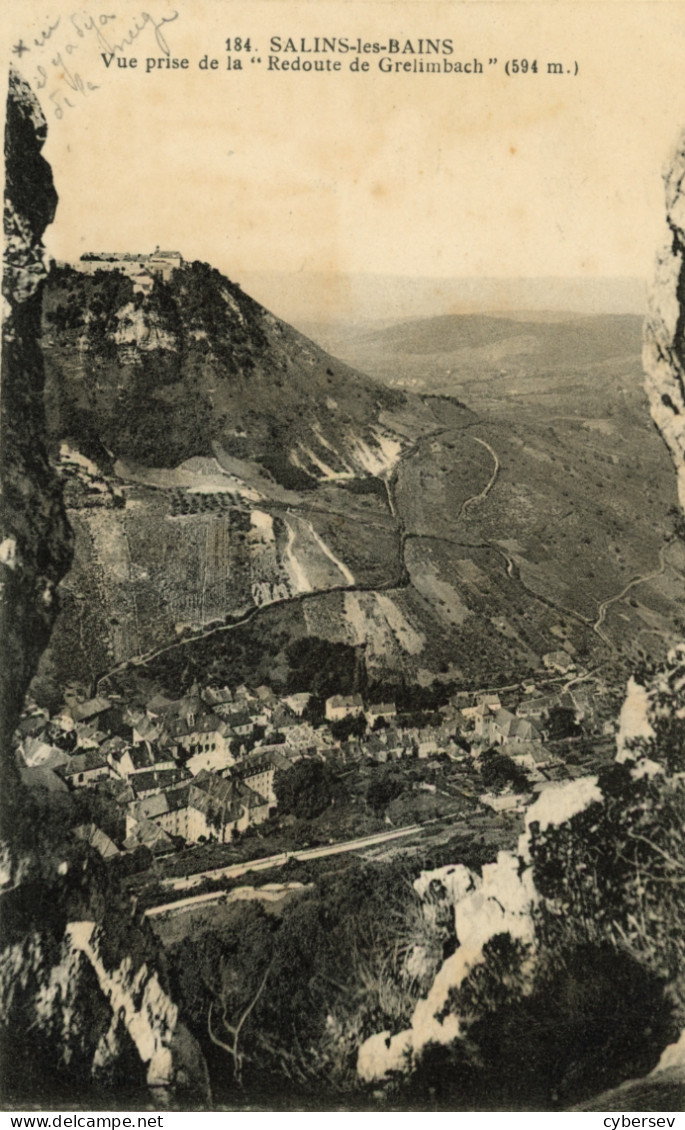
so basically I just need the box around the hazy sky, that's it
[4,1,685,320]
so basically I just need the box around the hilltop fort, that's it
[69,246,183,291]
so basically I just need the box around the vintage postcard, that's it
[1,0,685,1116]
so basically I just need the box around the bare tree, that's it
[207,961,272,1087]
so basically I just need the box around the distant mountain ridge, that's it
[237,271,647,327]
[332,311,643,356]
[300,310,644,395]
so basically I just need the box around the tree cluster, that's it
[273,758,336,820]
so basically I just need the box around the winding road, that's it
[592,538,674,649]
[458,436,500,520]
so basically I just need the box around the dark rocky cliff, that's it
[0,69,209,1108]
[644,129,685,508]
[0,68,72,828]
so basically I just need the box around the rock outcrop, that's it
[357,780,604,1086]
[359,717,684,1104]
[0,846,210,1104]
[0,68,72,826]
[0,69,209,1107]
[640,126,685,1088]
[644,128,685,508]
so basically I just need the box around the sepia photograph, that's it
[1,0,685,1114]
